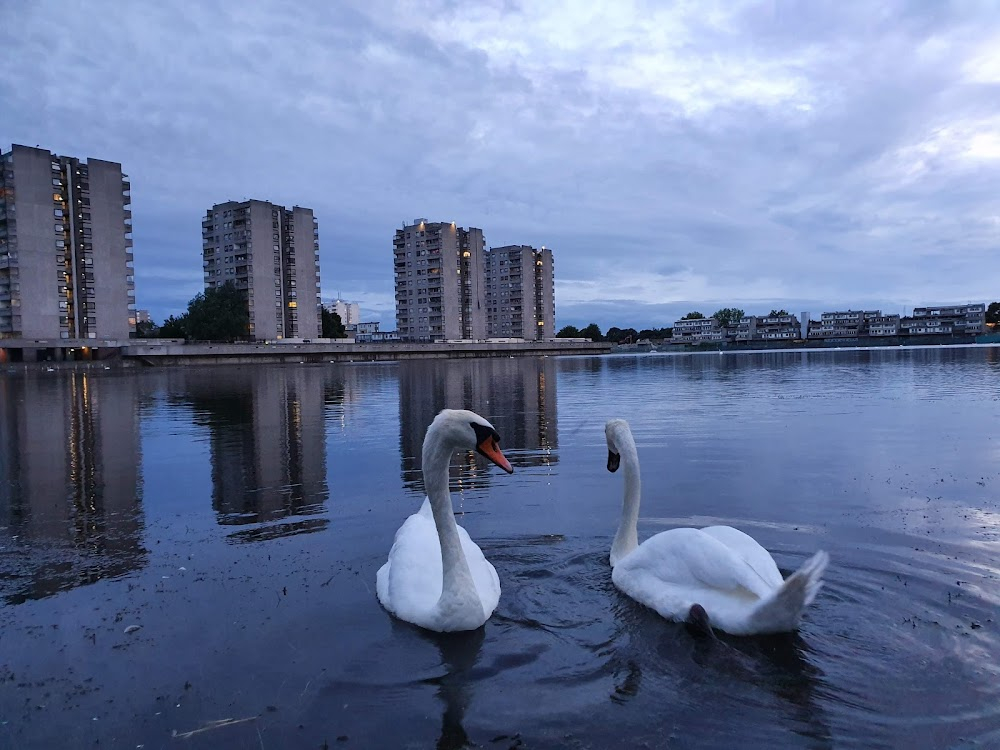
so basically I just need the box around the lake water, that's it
[2,348,999,749]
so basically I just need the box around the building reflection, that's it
[173,367,328,532]
[0,373,145,605]
[398,357,558,492]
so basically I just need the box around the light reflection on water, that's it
[0,347,999,748]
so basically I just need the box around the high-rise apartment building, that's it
[484,245,555,340]
[0,144,135,340]
[202,200,321,341]
[393,219,486,341]
[327,298,360,327]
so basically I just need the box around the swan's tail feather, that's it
[747,551,829,634]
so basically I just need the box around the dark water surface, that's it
[2,348,1000,749]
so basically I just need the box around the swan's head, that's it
[431,409,513,474]
[604,418,634,473]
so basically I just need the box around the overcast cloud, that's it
[3,0,999,329]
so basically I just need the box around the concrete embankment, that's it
[121,340,611,366]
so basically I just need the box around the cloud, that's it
[3,0,999,329]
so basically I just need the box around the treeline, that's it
[136,281,346,341]
[555,307,756,342]
[556,324,673,343]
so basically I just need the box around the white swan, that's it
[605,418,828,636]
[377,409,514,633]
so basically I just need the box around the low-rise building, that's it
[736,313,800,341]
[867,314,900,336]
[810,310,882,338]
[671,316,725,344]
[903,303,985,336]
[354,321,380,342]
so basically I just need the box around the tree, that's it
[987,302,1000,326]
[638,327,672,340]
[579,323,603,341]
[605,326,640,343]
[184,281,249,342]
[135,320,159,338]
[682,311,704,320]
[712,308,745,328]
[556,325,580,338]
[159,314,187,338]
[614,327,639,343]
[321,307,346,338]
[769,309,789,317]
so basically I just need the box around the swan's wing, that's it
[619,527,774,600]
[378,501,443,621]
[699,525,784,589]
[456,523,501,617]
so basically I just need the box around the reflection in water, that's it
[398,358,558,491]
[418,627,485,750]
[690,632,833,747]
[170,368,328,530]
[0,373,145,605]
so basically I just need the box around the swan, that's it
[377,409,514,633]
[605,418,828,636]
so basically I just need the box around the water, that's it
[2,348,999,749]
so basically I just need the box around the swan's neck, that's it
[610,438,640,567]
[423,428,480,612]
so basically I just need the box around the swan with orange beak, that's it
[377,409,513,632]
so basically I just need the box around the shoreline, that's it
[1,339,611,369]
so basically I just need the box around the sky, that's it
[3,0,999,331]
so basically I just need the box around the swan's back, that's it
[615,527,774,598]
[699,525,784,590]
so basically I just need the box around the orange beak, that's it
[477,437,513,474]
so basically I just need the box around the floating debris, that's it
[172,717,257,739]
